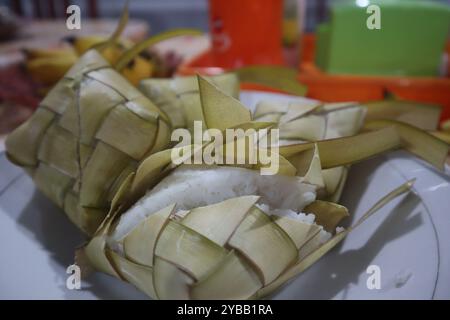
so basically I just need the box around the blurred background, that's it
[0,0,356,33]
[1,0,446,33]
[0,0,449,148]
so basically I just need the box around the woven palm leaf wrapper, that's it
[5,49,171,235]
[79,176,412,300]
[138,65,308,131]
[139,74,239,130]
[253,101,366,202]
[77,77,448,299]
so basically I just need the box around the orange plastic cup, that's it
[209,0,284,69]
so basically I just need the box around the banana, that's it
[65,35,108,55]
[121,54,155,86]
[24,36,131,87]
[65,35,131,64]
[25,55,78,85]
[23,47,76,60]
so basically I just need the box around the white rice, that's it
[256,203,332,245]
[318,228,332,244]
[255,203,315,223]
[112,165,317,241]
[335,226,346,234]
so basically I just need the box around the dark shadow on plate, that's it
[339,156,388,226]
[272,192,422,300]
[2,172,146,299]
[271,155,425,299]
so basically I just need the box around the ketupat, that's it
[78,149,400,300]
[6,49,171,235]
[255,99,449,201]
[80,165,413,300]
[7,10,204,235]
[76,77,447,300]
[140,74,240,130]
[253,100,366,202]
[138,64,310,131]
[6,4,449,300]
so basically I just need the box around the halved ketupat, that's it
[79,159,414,300]
[83,162,339,300]
[76,76,447,300]
[6,49,171,235]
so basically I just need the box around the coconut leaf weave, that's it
[6,50,171,235]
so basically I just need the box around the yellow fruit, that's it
[68,35,131,64]
[23,47,76,60]
[69,35,107,55]
[121,55,155,86]
[25,55,78,85]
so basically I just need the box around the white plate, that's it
[1,91,449,299]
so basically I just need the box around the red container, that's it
[208,0,283,69]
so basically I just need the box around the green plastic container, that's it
[315,0,450,76]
